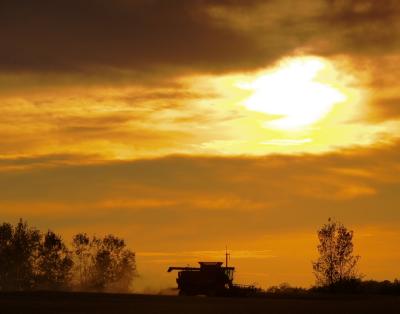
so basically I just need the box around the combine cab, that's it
[168,261,235,296]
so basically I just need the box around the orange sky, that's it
[1,0,400,291]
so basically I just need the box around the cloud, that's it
[366,97,400,122]
[348,55,400,122]
[1,140,400,228]
[1,0,397,81]
[1,0,399,128]
[0,84,244,158]
[0,0,266,75]
[315,0,400,54]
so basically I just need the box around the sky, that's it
[1,0,400,291]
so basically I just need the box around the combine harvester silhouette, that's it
[167,249,259,297]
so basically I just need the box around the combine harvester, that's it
[167,250,260,297]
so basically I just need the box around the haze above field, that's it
[1,0,400,291]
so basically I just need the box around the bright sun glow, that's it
[184,55,374,155]
[238,57,347,129]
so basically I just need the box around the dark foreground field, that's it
[0,291,399,314]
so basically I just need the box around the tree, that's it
[72,234,137,292]
[0,222,14,290]
[312,218,360,287]
[37,231,73,290]
[0,219,41,291]
[0,219,137,292]
[72,233,91,288]
[89,235,136,292]
[115,249,137,292]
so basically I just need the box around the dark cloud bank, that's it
[1,0,398,76]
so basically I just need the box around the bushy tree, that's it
[72,233,91,287]
[36,231,73,290]
[0,219,41,291]
[72,234,137,292]
[116,249,137,291]
[312,218,360,287]
[90,235,136,292]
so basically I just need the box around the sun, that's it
[238,57,347,130]
[183,55,369,155]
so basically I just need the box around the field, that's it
[0,292,399,314]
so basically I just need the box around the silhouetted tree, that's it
[88,236,112,291]
[116,249,137,291]
[72,233,91,288]
[72,234,137,292]
[36,231,73,290]
[91,235,136,292]
[0,222,14,290]
[0,219,41,291]
[312,218,360,287]
[0,219,136,292]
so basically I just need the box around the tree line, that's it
[0,219,136,292]
[1,217,399,295]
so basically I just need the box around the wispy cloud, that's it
[262,139,312,146]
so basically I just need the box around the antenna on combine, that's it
[225,246,230,267]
